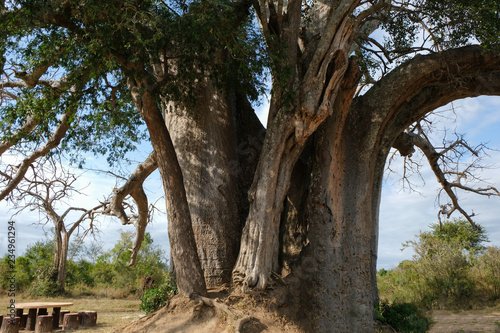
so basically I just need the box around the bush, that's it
[28,264,61,297]
[376,301,430,333]
[66,259,95,288]
[139,282,177,314]
[475,246,500,299]
[394,219,484,308]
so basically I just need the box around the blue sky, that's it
[1,96,499,271]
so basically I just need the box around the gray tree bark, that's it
[164,80,241,287]
[286,45,500,332]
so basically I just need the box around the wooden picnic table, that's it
[15,302,73,331]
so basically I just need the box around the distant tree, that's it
[428,218,489,254]
[403,218,488,262]
[476,246,500,299]
[108,231,168,294]
[14,238,57,295]
[6,157,106,293]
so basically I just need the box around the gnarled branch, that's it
[105,152,158,266]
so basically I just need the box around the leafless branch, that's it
[407,132,499,228]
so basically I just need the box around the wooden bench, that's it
[15,302,73,331]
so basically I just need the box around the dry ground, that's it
[2,294,499,332]
[429,308,500,333]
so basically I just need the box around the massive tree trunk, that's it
[289,65,382,332]
[163,80,242,287]
[242,46,500,331]
[233,6,356,289]
[287,45,500,332]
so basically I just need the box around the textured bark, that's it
[77,311,97,327]
[55,231,69,292]
[34,315,52,333]
[284,61,379,332]
[62,313,79,331]
[1,317,20,333]
[164,80,241,287]
[128,70,206,296]
[233,8,356,290]
[271,45,500,332]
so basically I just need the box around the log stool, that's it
[1,317,20,333]
[34,315,52,333]
[58,310,70,327]
[78,311,97,327]
[62,313,79,331]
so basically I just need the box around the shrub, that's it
[475,246,500,299]
[376,301,430,333]
[66,259,95,287]
[28,264,60,297]
[139,282,177,314]
[399,219,482,308]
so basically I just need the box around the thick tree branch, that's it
[358,46,500,127]
[355,45,500,228]
[407,132,499,228]
[105,151,158,265]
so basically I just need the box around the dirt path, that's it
[430,310,500,333]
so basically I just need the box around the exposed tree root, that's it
[194,295,241,318]
[234,316,251,333]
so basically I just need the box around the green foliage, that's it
[1,1,146,166]
[428,219,488,254]
[13,239,62,296]
[104,231,168,295]
[378,219,497,309]
[422,0,500,49]
[0,256,13,291]
[376,301,430,333]
[1,0,270,166]
[379,0,500,52]
[66,259,95,288]
[139,282,177,314]
[475,246,500,299]
[354,0,500,78]
[0,231,170,299]
[28,264,60,297]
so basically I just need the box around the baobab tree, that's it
[1,0,500,331]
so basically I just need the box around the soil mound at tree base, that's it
[116,289,305,333]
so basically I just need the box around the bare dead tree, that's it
[390,116,500,229]
[7,155,106,293]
